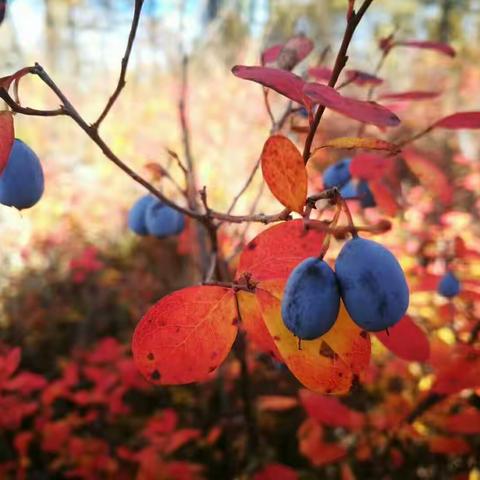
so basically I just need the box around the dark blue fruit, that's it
[340,180,376,208]
[357,181,376,208]
[128,195,156,235]
[339,179,357,199]
[145,200,185,238]
[335,238,409,331]
[323,158,352,189]
[298,107,309,118]
[281,257,340,340]
[0,139,44,210]
[437,271,460,298]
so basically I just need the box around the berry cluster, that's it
[323,157,375,208]
[282,237,409,338]
[128,194,185,238]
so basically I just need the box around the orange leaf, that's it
[255,279,370,395]
[258,395,298,411]
[132,286,238,385]
[237,291,282,359]
[0,111,14,175]
[261,135,307,213]
[318,137,399,153]
[403,150,453,205]
[236,220,325,282]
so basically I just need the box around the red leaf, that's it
[432,345,479,395]
[434,112,480,129]
[303,83,400,127]
[444,408,480,435]
[350,153,394,181]
[132,286,238,385]
[254,463,298,480]
[308,66,333,83]
[299,389,365,429]
[378,91,441,101]
[428,436,471,455]
[165,429,201,455]
[235,220,326,282]
[0,111,14,175]
[3,347,21,378]
[164,461,204,480]
[261,44,284,65]
[5,372,48,395]
[261,135,307,213]
[276,34,314,70]
[395,40,455,57]
[0,67,31,90]
[232,65,307,105]
[298,419,347,467]
[375,315,430,362]
[369,180,399,216]
[403,150,453,205]
[345,69,383,86]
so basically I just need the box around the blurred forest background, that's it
[0,1,480,479]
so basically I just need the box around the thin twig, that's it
[303,0,375,163]
[0,89,64,116]
[92,0,145,129]
[225,101,293,218]
[178,54,198,209]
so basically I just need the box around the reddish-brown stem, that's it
[397,125,435,147]
[0,88,64,116]
[263,88,276,126]
[92,0,144,129]
[302,0,375,164]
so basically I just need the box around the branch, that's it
[0,88,65,117]
[3,63,290,226]
[92,0,145,129]
[302,0,375,163]
[178,54,198,209]
[31,63,201,220]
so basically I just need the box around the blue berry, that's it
[335,238,409,331]
[281,257,340,340]
[323,158,352,189]
[0,139,44,210]
[145,200,185,238]
[340,180,376,208]
[357,181,376,208]
[128,194,156,235]
[437,271,460,298]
